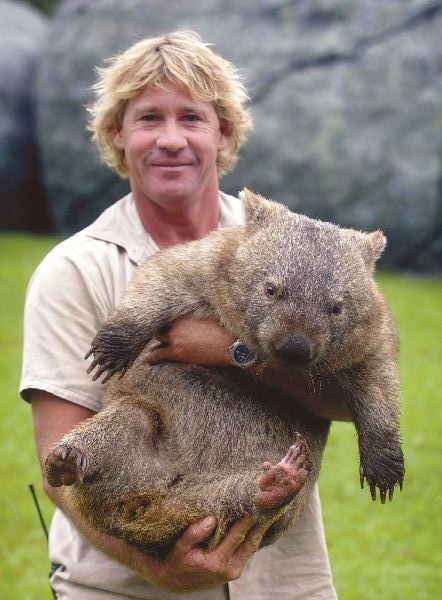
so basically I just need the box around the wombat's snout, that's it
[274,335,317,365]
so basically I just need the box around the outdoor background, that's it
[1,0,441,598]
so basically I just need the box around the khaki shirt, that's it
[20,192,336,599]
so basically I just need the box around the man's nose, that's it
[156,120,187,152]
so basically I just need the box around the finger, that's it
[145,338,168,352]
[214,515,255,558]
[231,521,268,565]
[174,516,217,557]
[143,347,172,365]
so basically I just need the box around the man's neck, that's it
[133,189,220,249]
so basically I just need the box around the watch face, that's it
[233,343,257,366]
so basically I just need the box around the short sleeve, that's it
[20,239,129,412]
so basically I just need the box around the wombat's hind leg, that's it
[46,444,90,487]
[255,434,309,510]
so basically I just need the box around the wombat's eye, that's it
[331,301,343,316]
[265,283,276,298]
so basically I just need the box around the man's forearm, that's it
[144,318,352,422]
[43,483,162,584]
[32,391,264,592]
[43,480,265,593]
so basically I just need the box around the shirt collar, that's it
[85,191,245,266]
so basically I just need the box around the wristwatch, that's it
[228,340,257,368]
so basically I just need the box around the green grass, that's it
[321,273,442,599]
[0,234,59,600]
[1,233,441,599]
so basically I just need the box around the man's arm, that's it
[31,390,266,592]
[143,317,352,422]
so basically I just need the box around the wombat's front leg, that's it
[86,254,208,383]
[347,365,404,503]
[358,430,404,504]
[85,305,164,383]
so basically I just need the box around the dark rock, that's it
[36,0,442,271]
[0,0,50,232]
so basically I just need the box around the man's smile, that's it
[151,161,194,167]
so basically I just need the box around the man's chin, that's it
[145,184,196,206]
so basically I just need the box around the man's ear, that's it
[113,126,125,150]
[239,188,280,229]
[218,120,231,152]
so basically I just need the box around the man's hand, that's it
[143,316,351,421]
[143,317,234,367]
[143,515,266,592]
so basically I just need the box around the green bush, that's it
[22,0,59,16]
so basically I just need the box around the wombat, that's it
[45,189,404,555]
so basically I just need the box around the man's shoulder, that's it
[30,195,139,291]
[36,227,118,281]
[219,190,246,227]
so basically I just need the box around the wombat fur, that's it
[46,189,404,555]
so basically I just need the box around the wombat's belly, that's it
[121,362,329,478]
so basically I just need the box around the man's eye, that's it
[140,114,157,121]
[183,114,201,122]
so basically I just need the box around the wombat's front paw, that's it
[46,444,90,487]
[255,433,309,510]
[85,318,147,383]
[85,333,133,384]
[359,444,404,503]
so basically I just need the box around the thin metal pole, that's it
[28,484,56,598]
[28,483,49,541]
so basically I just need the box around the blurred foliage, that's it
[22,0,60,16]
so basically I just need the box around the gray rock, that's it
[37,0,442,270]
[0,0,50,231]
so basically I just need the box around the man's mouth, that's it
[151,161,192,167]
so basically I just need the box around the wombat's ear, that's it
[360,230,387,271]
[240,188,278,229]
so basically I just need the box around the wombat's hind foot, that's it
[45,444,90,487]
[255,434,309,510]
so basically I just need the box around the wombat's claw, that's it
[84,348,93,361]
[46,445,90,487]
[255,433,309,510]
[86,350,131,384]
[359,465,403,503]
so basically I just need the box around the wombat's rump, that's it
[46,189,404,554]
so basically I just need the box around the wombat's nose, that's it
[274,335,315,364]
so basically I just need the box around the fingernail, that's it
[202,516,216,529]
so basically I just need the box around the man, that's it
[21,31,345,599]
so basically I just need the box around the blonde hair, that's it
[88,31,253,178]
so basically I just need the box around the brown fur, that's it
[46,189,404,555]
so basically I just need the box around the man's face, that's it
[113,83,228,209]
